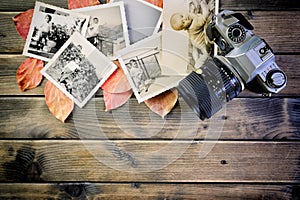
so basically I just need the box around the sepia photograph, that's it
[162,0,219,73]
[117,33,185,103]
[23,1,90,62]
[74,2,130,59]
[111,0,162,44]
[41,32,117,108]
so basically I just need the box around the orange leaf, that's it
[16,57,44,92]
[145,89,178,118]
[44,81,74,122]
[68,0,100,9]
[103,90,132,111]
[101,61,131,93]
[13,9,34,40]
[145,0,163,8]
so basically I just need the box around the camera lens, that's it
[178,57,243,120]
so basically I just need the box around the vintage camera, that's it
[178,10,287,120]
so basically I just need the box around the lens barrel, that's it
[178,58,243,120]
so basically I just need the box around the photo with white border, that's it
[41,32,117,108]
[117,32,185,103]
[110,0,162,44]
[162,0,219,74]
[23,1,90,62]
[74,2,130,60]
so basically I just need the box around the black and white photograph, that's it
[117,33,185,103]
[110,0,162,44]
[23,1,90,62]
[74,2,130,59]
[162,0,219,73]
[41,32,117,108]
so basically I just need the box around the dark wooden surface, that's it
[0,0,300,199]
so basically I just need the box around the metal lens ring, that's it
[227,24,246,43]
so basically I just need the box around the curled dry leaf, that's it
[13,9,34,40]
[68,0,100,9]
[44,81,74,122]
[103,90,133,112]
[16,57,44,92]
[145,0,163,8]
[145,89,178,118]
[101,61,131,93]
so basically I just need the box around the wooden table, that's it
[0,0,300,199]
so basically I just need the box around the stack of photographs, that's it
[23,0,218,107]
[117,0,218,103]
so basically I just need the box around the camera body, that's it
[178,10,287,120]
[207,10,286,94]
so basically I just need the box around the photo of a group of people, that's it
[41,32,117,108]
[23,1,89,61]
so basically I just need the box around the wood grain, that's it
[0,183,298,199]
[0,0,299,11]
[0,0,299,198]
[0,0,68,11]
[0,98,299,140]
[0,140,299,182]
[1,11,300,54]
[220,0,300,11]
[0,13,25,53]
[1,54,299,96]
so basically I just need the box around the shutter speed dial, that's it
[266,69,287,88]
[228,24,246,43]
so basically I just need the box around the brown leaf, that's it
[68,0,100,9]
[145,89,178,118]
[13,9,34,40]
[16,57,44,92]
[103,90,132,111]
[145,0,163,8]
[44,81,74,122]
[101,61,131,93]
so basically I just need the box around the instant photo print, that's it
[41,32,117,108]
[117,33,185,103]
[110,0,162,44]
[23,1,90,62]
[162,0,219,73]
[74,2,130,60]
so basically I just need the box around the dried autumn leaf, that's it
[103,90,133,111]
[16,57,44,92]
[44,81,74,122]
[13,9,34,40]
[68,0,100,9]
[145,0,163,8]
[145,89,178,118]
[101,61,131,93]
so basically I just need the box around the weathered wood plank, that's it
[0,183,298,199]
[0,140,299,182]
[245,11,300,54]
[0,13,25,53]
[1,11,300,54]
[0,0,299,11]
[0,0,68,11]
[0,97,299,140]
[0,55,46,95]
[220,0,300,11]
[0,54,298,96]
